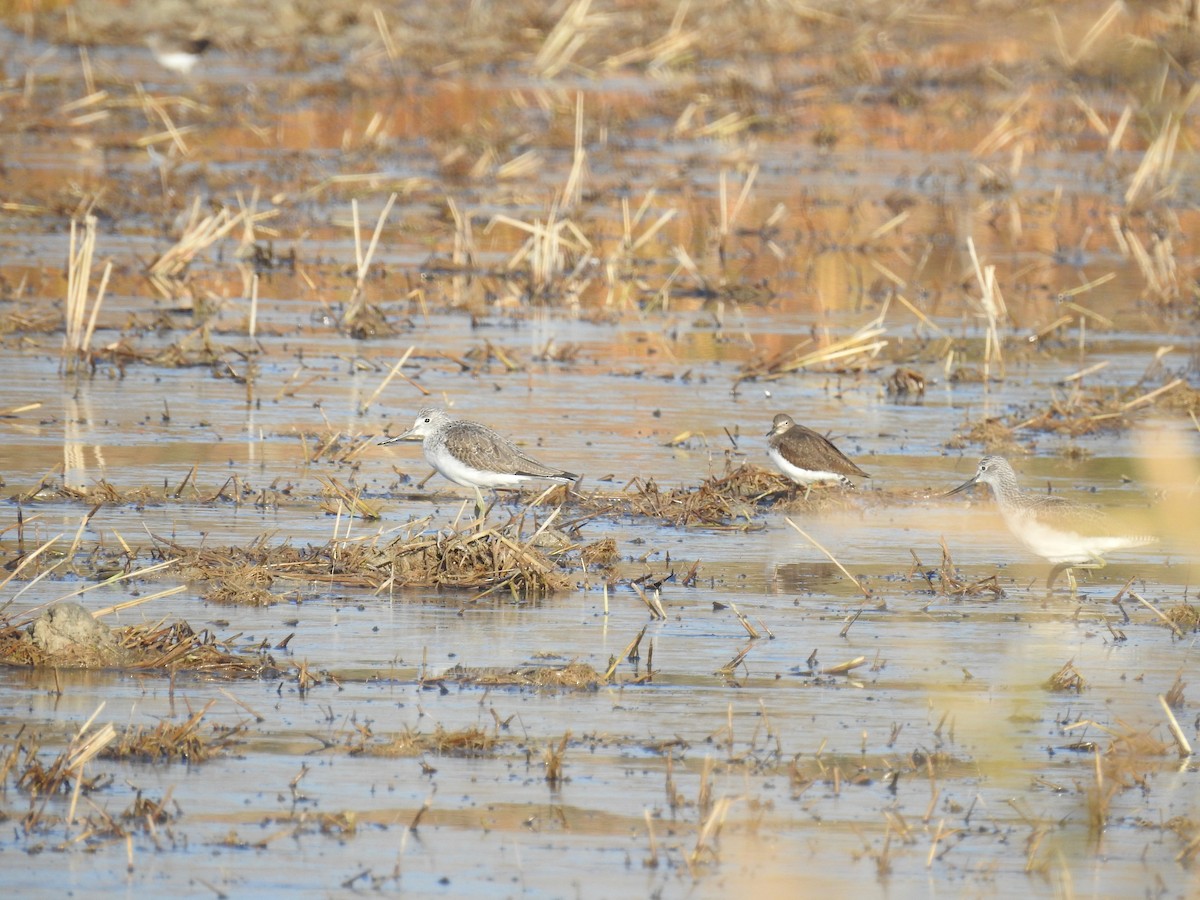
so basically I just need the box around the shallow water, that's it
[3,3,1200,898]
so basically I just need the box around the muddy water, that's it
[3,4,1200,899]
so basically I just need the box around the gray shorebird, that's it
[148,35,213,75]
[380,407,577,511]
[765,413,870,498]
[947,455,1157,591]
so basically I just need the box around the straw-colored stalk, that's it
[1048,1,1124,69]
[342,193,398,326]
[63,216,112,373]
[1125,93,1196,207]
[967,237,1006,378]
[533,0,611,78]
[148,201,248,300]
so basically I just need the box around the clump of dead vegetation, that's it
[0,603,284,678]
[438,660,601,691]
[909,540,1004,600]
[1047,659,1087,693]
[735,321,888,386]
[103,701,246,763]
[1164,602,1200,631]
[610,462,853,528]
[163,516,575,598]
[355,725,501,758]
[947,375,1188,450]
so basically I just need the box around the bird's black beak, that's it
[945,473,979,497]
[379,428,416,446]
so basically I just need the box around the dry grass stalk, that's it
[727,601,759,639]
[1124,87,1197,208]
[604,626,647,681]
[631,581,667,620]
[823,656,867,676]
[360,345,419,413]
[1157,695,1193,758]
[317,477,383,520]
[689,795,733,867]
[1049,1,1124,68]
[148,202,247,301]
[966,237,1006,379]
[1131,592,1184,638]
[104,700,240,762]
[928,539,1003,599]
[543,730,570,787]
[11,559,180,626]
[736,322,888,384]
[489,208,594,302]
[563,93,587,210]
[62,215,112,374]
[16,704,116,805]
[533,0,609,77]
[1047,659,1086,693]
[0,532,66,596]
[342,193,398,329]
[92,584,189,618]
[715,643,752,679]
[785,518,871,598]
[364,725,500,759]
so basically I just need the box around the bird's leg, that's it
[1048,557,1106,594]
[472,486,487,524]
[802,483,812,501]
[1046,563,1074,593]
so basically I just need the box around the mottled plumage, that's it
[766,413,869,496]
[380,407,577,490]
[947,455,1156,590]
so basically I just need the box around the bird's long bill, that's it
[378,427,417,446]
[944,474,979,496]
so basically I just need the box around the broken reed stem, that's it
[63,215,111,373]
[1131,592,1184,637]
[12,559,179,624]
[784,518,871,598]
[967,236,1006,377]
[92,584,189,618]
[248,273,259,340]
[1158,695,1194,757]
[631,581,667,620]
[727,601,759,639]
[361,345,416,414]
[0,533,65,595]
[562,92,587,210]
[604,626,647,681]
[690,795,733,865]
[343,192,398,325]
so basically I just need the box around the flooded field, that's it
[1,0,1199,896]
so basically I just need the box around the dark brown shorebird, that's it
[765,413,870,498]
[380,407,577,511]
[947,455,1158,592]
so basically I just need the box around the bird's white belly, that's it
[428,446,525,489]
[1003,509,1144,565]
[768,447,844,486]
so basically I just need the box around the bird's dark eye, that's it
[423,417,431,423]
